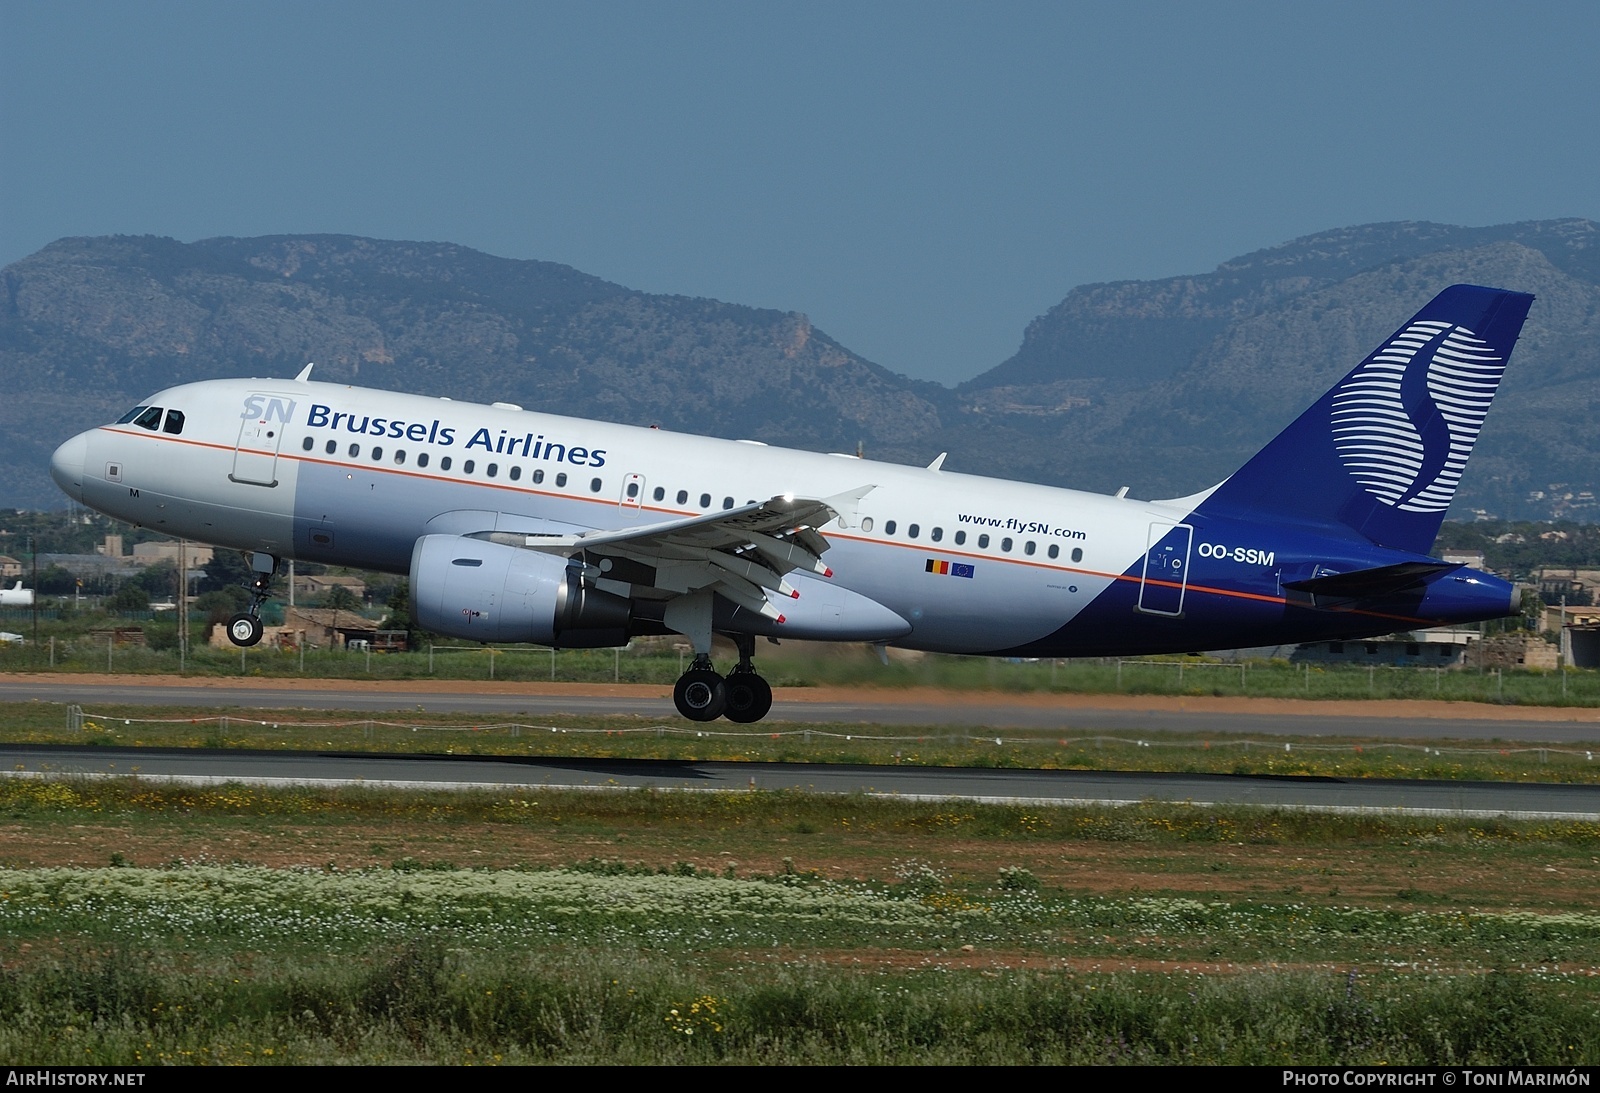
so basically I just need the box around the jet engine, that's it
[409,534,631,647]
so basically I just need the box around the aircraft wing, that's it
[476,486,874,621]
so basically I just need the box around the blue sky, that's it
[3,0,1596,384]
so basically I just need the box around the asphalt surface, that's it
[4,744,1598,820]
[2,678,1598,743]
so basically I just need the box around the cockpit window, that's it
[132,407,164,431]
[116,406,149,425]
[162,409,185,435]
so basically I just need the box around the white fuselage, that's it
[53,368,1516,661]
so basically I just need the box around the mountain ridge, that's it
[3,221,1595,521]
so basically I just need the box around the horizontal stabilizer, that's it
[1282,560,1460,599]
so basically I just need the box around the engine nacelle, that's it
[409,534,631,647]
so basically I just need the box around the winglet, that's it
[821,484,876,529]
[294,362,315,383]
[927,453,947,472]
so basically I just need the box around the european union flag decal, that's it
[925,559,975,578]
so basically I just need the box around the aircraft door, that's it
[619,473,645,514]
[231,392,295,487]
[1137,521,1193,617]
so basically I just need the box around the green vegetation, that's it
[1,939,1590,1065]
[4,700,1595,784]
[0,780,1596,1064]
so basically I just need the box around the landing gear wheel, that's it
[723,672,773,723]
[227,613,264,647]
[674,669,726,722]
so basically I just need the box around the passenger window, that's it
[463,460,475,474]
[372,447,383,460]
[592,478,604,493]
[954,530,966,545]
[1001,537,1012,552]
[509,465,521,481]
[1025,541,1035,556]
[532,469,544,484]
[417,453,430,469]
[349,444,360,458]
[677,490,688,504]
[885,520,897,535]
[627,482,640,498]
[1071,547,1083,563]
[325,440,337,455]
[440,456,452,471]
[861,517,874,532]
[1048,544,1059,559]
[699,493,711,508]
[652,486,664,501]
[301,437,314,452]
[486,463,497,477]
[116,406,148,425]
[133,407,163,431]
[907,524,919,539]
[162,410,185,435]
[556,472,568,487]
[722,497,734,509]
[931,527,942,542]
[978,534,989,549]
[395,450,406,465]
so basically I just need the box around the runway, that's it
[4,744,1598,820]
[2,676,1598,743]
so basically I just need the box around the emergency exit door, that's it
[1137,522,1193,616]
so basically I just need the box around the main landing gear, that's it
[671,634,774,724]
[225,552,279,648]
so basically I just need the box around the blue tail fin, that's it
[1195,285,1533,554]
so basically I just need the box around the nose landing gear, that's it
[225,552,279,648]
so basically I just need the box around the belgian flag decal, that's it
[925,559,975,578]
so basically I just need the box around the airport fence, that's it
[3,636,1597,706]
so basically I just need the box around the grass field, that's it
[4,632,1597,707]
[1,774,1597,1064]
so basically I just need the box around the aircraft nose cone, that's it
[50,432,89,501]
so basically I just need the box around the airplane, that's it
[0,582,34,607]
[49,284,1532,723]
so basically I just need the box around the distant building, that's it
[1535,567,1600,604]
[1567,624,1600,670]
[1542,603,1600,633]
[1292,636,1471,668]
[131,541,215,567]
[1465,632,1560,672]
[291,574,368,602]
[0,556,20,580]
[97,534,124,558]
[1440,549,1487,571]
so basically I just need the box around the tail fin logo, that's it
[1330,319,1506,514]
